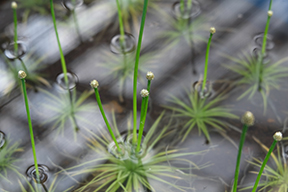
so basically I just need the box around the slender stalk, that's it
[132,0,149,144]
[251,139,277,192]
[19,71,40,183]
[187,0,192,10]
[50,0,68,85]
[233,124,248,192]
[137,80,151,152]
[12,6,18,55]
[180,0,184,15]
[19,58,29,76]
[93,87,121,152]
[201,29,214,97]
[116,0,125,45]
[261,0,273,56]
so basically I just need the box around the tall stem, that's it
[261,0,273,56]
[93,87,121,152]
[116,0,125,45]
[251,139,277,192]
[201,33,213,96]
[13,8,18,54]
[132,0,149,144]
[180,0,184,15]
[137,81,151,152]
[50,0,68,85]
[21,78,40,183]
[233,124,248,192]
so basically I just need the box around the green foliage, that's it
[223,52,288,113]
[160,15,208,48]
[164,90,238,142]
[242,142,288,192]
[40,88,96,136]
[0,140,23,183]
[66,112,206,191]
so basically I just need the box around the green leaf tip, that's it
[18,70,27,79]
[90,80,99,89]
[241,111,255,126]
[273,131,282,141]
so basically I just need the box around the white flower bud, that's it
[268,10,273,17]
[146,71,154,81]
[11,2,17,9]
[90,80,99,88]
[273,131,282,141]
[18,70,27,79]
[210,27,216,34]
[140,89,149,97]
[241,111,255,126]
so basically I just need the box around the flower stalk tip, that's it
[273,131,282,141]
[146,71,154,81]
[90,80,99,89]
[140,89,149,97]
[210,27,216,34]
[241,111,255,126]
[11,2,17,9]
[18,70,27,79]
[267,10,273,17]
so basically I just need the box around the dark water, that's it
[0,0,288,191]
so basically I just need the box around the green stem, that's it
[19,58,29,76]
[261,13,272,56]
[137,80,151,152]
[116,0,125,47]
[180,0,184,15]
[233,124,248,192]
[187,0,192,10]
[72,10,82,43]
[50,0,68,86]
[201,33,213,96]
[251,139,277,192]
[93,88,121,152]
[21,79,40,183]
[132,0,149,144]
[13,8,18,55]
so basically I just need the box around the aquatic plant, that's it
[233,111,255,192]
[0,140,23,183]
[39,88,96,137]
[223,52,288,113]
[18,70,40,183]
[164,89,238,142]
[241,133,286,192]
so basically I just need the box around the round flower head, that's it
[210,27,216,34]
[11,2,17,9]
[273,131,282,141]
[146,71,154,81]
[140,89,149,97]
[241,111,255,126]
[18,70,27,79]
[268,10,273,17]
[90,80,99,88]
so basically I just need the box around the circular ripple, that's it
[107,136,128,160]
[193,80,214,99]
[56,72,78,90]
[110,33,136,54]
[4,41,28,59]
[172,0,201,19]
[62,0,83,10]
[253,33,274,50]
[0,131,6,149]
[26,164,49,184]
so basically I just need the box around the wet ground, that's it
[0,0,288,191]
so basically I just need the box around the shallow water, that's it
[0,0,288,191]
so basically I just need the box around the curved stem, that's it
[252,139,277,192]
[21,79,40,183]
[132,0,149,144]
[93,88,121,152]
[233,124,248,192]
[201,33,213,96]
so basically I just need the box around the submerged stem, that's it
[116,0,125,46]
[233,124,248,192]
[93,87,121,152]
[133,0,149,144]
[201,31,214,96]
[20,74,40,183]
[251,139,277,192]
